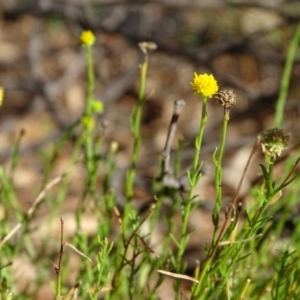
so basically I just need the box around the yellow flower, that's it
[0,86,4,106]
[92,100,104,114]
[110,141,119,154]
[190,73,218,98]
[80,30,95,47]
[81,115,95,131]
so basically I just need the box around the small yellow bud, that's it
[92,101,104,114]
[80,30,95,47]
[81,115,95,131]
[110,141,119,154]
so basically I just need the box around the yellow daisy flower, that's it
[190,73,218,98]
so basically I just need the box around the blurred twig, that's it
[158,99,185,187]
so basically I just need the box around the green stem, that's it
[212,111,229,233]
[84,45,96,190]
[266,156,275,199]
[192,111,229,295]
[122,54,148,244]
[138,58,148,104]
[56,218,64,298]
[125,57,148,200]
[175,97,208,279]
[86,46,95,115]
[275,20,300,127]
[192,97,207,176]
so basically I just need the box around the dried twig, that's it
[158,99,185,188]
[65,282,81,300]
[157,269,199,283]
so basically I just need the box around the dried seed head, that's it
[215,90,236,110]
[138,42,157,54]
[260,127,289,158]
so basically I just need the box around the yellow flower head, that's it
[80,30,95,47]
[92,100,104,114]
[81,115,95,131]
[190,73,218,98]
[0,87,4,106]
[110,141,119,154]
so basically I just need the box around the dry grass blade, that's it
[0,173,65,249]
[281,155,300,186]
[50,260,59,274]
[87,286,114,298]
[88,285,113,296]
[98,286,113,293]
[157,270,199,283]
[64,242,92,262]
[218,234,262,246]
[64,282,81,300]
[114,206,122,227]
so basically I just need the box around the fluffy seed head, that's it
[260,128,289,158]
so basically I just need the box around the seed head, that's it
[260,128,289,158]
[215,90,236,111]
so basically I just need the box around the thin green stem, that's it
[138,58,148,104]
[191,111,229,297]
[86,46,95,115]
[183,97,207,237]
[56,218,64,298]
[266,156,275,199]
[122,54,148,250]
[84,45,96,191]
[275,20,300,127]
[174,97,208,296]
[125,57,148,200]
[192,97,207,176]
[212,111,229,233]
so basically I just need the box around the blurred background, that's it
[0,0,300,298]
[1,0,300,207]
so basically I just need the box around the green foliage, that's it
[0,26,300,300]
